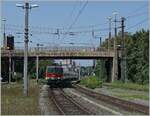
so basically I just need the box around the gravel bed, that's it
[94,86,149,106]
[64,88,119,115]
[39,85,60,115]
[66,86,144,115]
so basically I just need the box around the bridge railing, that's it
[29,46,114,52]
[1,46,115,57]
[1,46,114,52]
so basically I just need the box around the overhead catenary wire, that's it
[5,10,147,33]
[4,16,148,36]
[10,19,148,48]
[126,11,148,19]
[3,3,148,38]
[61,1,79,31]
[126,3,147,18]
[4,3,148,33]
[5,2,148,32]
[60,0,88,43]
[68,0,88,30]
[5,21,108,30]
[126,18,148,31]
[66,1,79,21]
[4,17,148,36]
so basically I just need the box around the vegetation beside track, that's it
[113,93,149,101]
[79,78,149,101]
[95,29,149,84]
[79,76,102,89]
[104,81,149,92]
[1,80,40,115]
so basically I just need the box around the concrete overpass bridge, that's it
[1,46,120,82]
[1,46,116,59]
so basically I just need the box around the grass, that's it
[79,76,102,89]
[114,93,149,101]
[38,78,47,84]
[1,79,40,115]
[104,81,149,92]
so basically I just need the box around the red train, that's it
[45,65,78,85]
[46,66,63,80]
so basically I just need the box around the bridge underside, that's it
[1,49,117,83]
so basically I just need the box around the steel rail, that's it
[60,89,94,115]
[49,88,93,115]
[73,84,149,115]
[48,88,65,115]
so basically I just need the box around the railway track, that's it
[48,88,93,115]
[73,84,149,115]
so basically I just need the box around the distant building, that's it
[61,59,75,70]
[62,59,72,65]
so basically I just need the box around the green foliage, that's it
[126,29,149,84]
[38,79,48,84]
[14,73,23,82]
[80,66,94,76]
[104,81,149,91]
[14,59,54,80]
[95,60,107,81]
[114,93,149,101]
[80,76,103,89]
[29,73,36,79]
[15,60,23,73]
[95,29,149,84]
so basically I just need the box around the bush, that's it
[80,76,103,89]
[38,79,47,84]
[29,73,36,79]
[104,81,149,91]
[14,73,23,82]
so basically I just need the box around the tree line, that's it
[95,29,149,84]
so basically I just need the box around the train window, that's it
[55,68,63,74]
[47,67,63,75]
[47,68,55,73]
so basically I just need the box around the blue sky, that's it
[1,0,149,66]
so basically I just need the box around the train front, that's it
[45,66,63,85]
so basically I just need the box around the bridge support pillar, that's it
[106,59,112,82]
[112,48,118,82]
[12,60,15,80]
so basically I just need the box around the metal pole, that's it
[93,47,96,70]
[12,60,15,80]
[24,1,29,96]
[99,37,102,47]
[108,17,112,50]
[3,19,6,48]
[9,51,11,84]
[36,44,39,83]
[78,64,81,80]
[114,15,117,48]
[121,17,126,82]
[121,17,125,49]
[57,28,60,39]
[112,13,118,82]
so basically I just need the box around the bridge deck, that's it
[1,47,115,59]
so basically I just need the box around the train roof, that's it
[47,65,62,68]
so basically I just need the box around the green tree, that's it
[126,29,149,84]
[95,60,107,81]
[95,29,149,84]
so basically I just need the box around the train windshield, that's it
[47,67,63,75]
